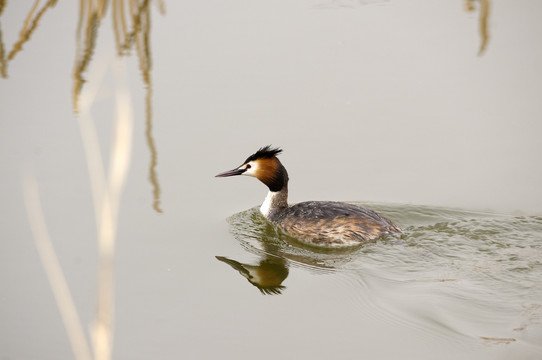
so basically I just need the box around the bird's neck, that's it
[260,186,288,218]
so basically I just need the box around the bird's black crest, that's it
[244,145,283,164]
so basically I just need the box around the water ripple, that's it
[224,204,542,352]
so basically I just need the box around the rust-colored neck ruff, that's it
[254,157,288,192]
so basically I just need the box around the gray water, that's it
[221,205,542,358]
[1,1,542,359]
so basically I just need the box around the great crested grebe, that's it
[216,146,402,247]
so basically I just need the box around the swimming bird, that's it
[216,146,401,247]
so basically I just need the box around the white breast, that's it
[260,191,275,218]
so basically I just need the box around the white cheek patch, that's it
[242,161,258,177]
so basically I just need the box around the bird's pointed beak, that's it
[215,166,246,177]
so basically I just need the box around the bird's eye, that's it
[246,164,251,169]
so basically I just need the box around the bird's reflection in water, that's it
[216,255,289,295]
[217,208,368,295]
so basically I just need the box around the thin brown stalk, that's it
[132,2,161,212]
[73,2,101,112]
[477,0,490,56]
[0,0,7,16]
[112,0,129,55]
[0,0,6,77]
[7,0,57,61]
[0,25,6,77]
[145,81,162,213]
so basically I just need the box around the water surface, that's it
[1,1,542,359]
[218,204,542,358]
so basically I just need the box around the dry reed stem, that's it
[93,60,133,360]
[0,25,6,78]
[78,57,133,360]
[23,176,93,360]
[71,0,162,212]
[7,0,57,61]
[477,0,490,55]
[0,1,4,76]
[25,56,133,360]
